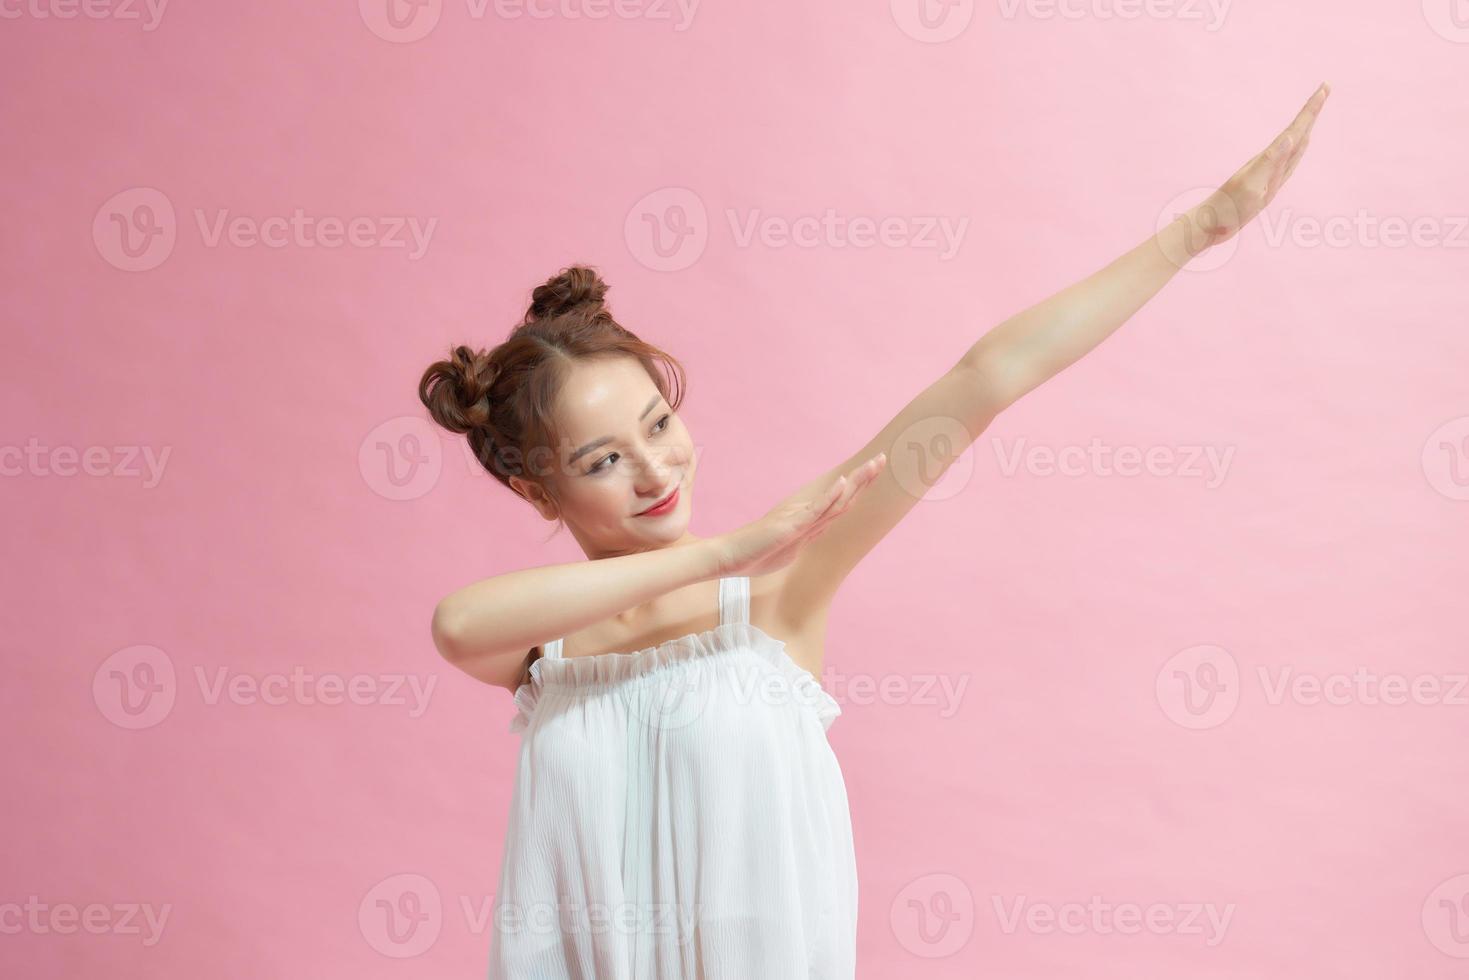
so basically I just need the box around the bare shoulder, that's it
[749,565,832,681]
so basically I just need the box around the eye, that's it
[587,415,671,475]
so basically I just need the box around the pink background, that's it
[3,1,1467,977]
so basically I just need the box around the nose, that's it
[632,447,676,494]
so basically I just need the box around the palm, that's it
[1189,83,1331,249]
[717,454,886,578]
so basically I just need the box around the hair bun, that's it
[525,265,609,323]
[417,343,496,435]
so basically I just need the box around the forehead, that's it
[554,357,663,443]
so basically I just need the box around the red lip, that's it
[637,485,680,516]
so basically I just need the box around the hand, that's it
[1180,82,1331,253]
[713,453,888,578]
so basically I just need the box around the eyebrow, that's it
[568,394,664,466]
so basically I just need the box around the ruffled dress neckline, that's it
[509,618,841,735]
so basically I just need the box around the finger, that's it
[818,467,881,528]
[1280,134,1310,184]
[1283,82,1330,145]
[1259,84,1328,171]
[1269,132,1296,187]
[848,453,885,482]
[811,473,867,531]
[814,475,848,519]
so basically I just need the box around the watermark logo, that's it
[1159,646,1468,729]
[1256,209,1469,250]
[359,0,700,41]
[0,897,172,945]
[890,0,975,43]
[1423,873,1469,957]
[891,872,975,957]
[619,663,717,732]
[359,0,443,42]
[0,0,169,30]
[360,416,445,501]
[93,188,438,270]
[1155,186,1239,273]
[1422,415,1469,501]
[94,187,177,272]
[92,645,438,726]
[817,667,971,717]
[1422,0,1469,43]
[1,439,172,487]
[194,666,437,718]
[995,0,1233,32]
[1155,644,1240,729]
[1156,190,1469,274]
[625,187,709,272]
[992,894,1235,945]
[726,208,968,260]
[625,187,970,270]
[360,873,443,957]
[93,645,177,730]
[484,0,701,30]
[889,415,977,502]
[991,436,1235,488]
[1257,666,1468,708]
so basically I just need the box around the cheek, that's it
[671,425,696,464]
[571,475,632,519]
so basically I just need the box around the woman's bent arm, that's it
[432,538,726,689]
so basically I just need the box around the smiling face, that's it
[525,356,699,558]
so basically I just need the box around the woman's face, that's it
[536,357,699,558]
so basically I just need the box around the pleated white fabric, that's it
[487,575,858,979]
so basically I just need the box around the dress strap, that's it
[542,637,563,660]
[718,575,750,627]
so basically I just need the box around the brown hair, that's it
[417,264,688,684]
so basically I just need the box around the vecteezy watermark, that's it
[93,188,438,271]
[990,436,1236,488]
[92,645,439,729]
[360,874,443,957]
[357,0,701,43]
[889,0,975,42]
[1256,209,1469,250]
[1156,644,1240,729]
[1423,872,1469,957]
[1156,644,1469,729]
[991,894,1236,946]
[726,209,969,261]
[623,187,969,271]
[815,668,971,718]
[0,897,172,946]
[1154,188,1469,274]
[0,439,172,488]
[1422,415,1469,501]
[360,416,446,502]
[491,897,700,945]
[359,414,713,502]
[994,0,1233,31]
[358,872,704,958]
[724,665,971,719]
[1422,0,1469,43]
[1256,666,1469,708]
[0,0,169,30]
[193,666,437,717]
[890,873,976,957]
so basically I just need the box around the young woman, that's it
[418,82,1329,979]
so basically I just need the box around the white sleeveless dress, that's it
[487,575,858,979]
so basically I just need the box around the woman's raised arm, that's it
[775,83,1331,619]
[972,82,1330,410]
